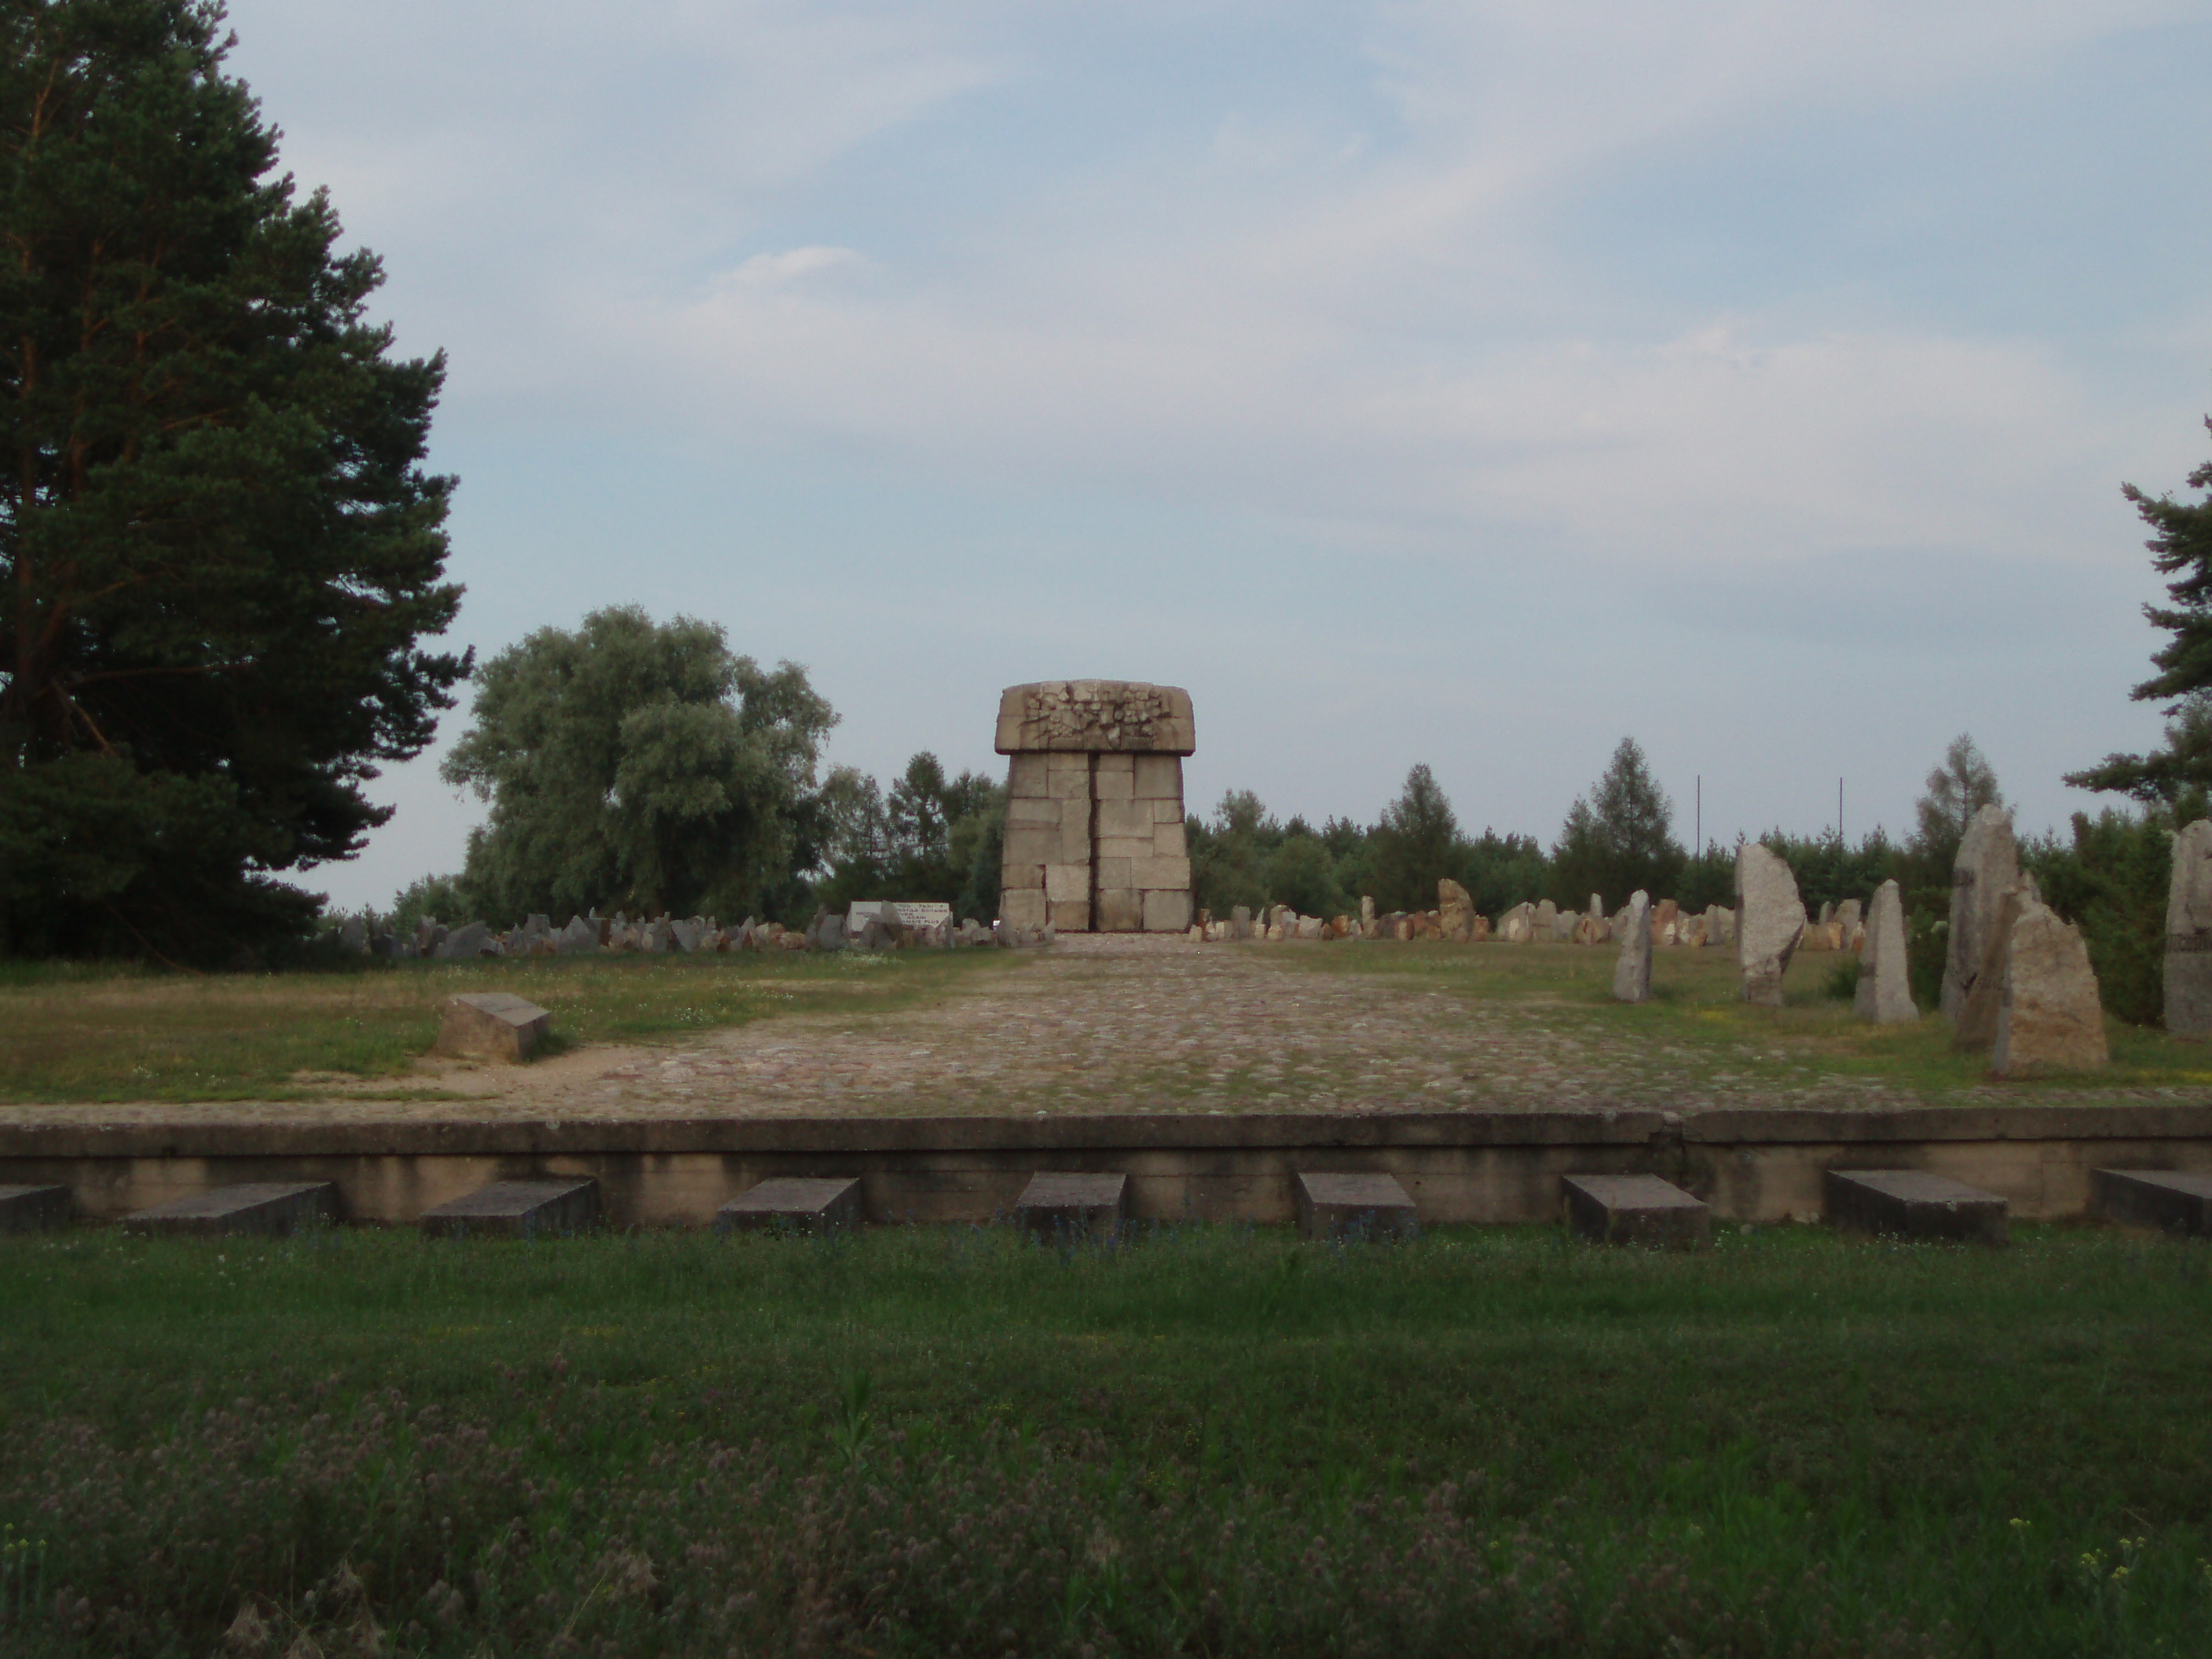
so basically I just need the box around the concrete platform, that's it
[716,1177,866,1236]
[1015,1172,1128,1241]
[2093,1168,2212,1236]
[0,1184,71,1232]
[1823,1169,2008,1243]
[123,1182,339,1237]
[1295,1171,1417,1242]
[1562,1173,1709,1248]
[419,1178,598,1239]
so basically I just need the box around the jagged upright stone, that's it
[1954,875,2039,1051]
[1943,804,2019,1019]
[1853,879,1918,1024]
[1500,902,1536,944]
[2166,819,2212,1037]
[994,682,1194,932]
[1438,878,1477,943]
[1612,890,1653,1003]
[1994,900,2109,1075]
[1736,843,1805,1007]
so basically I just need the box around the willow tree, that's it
[0,0,466,958]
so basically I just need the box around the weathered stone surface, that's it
[125,1182,339,1236]
[1500,902,1536,944]
[1438,878,1477,943]
[1142,890,1192,932]
[1000,888,1049,929]
[1562,1174,1709,1248]
[1735,843,1805,1006]
[556,915,598,954]
[1295,1171,1417,1241]
[1706,905,1734,947]
[1096,889,1144,932]
[2093,1168,2212,1236]
[1049,899,1093,932]
[716,1177,866,1236]
[436,993,551,1064]
[419,1179,597,1239]
[1994,902,2109,1075]
[995,681,1197,755]
[435,920,493,960]
[1823,1169,2007,1243]
[2165,820,2212,1038]
[1133,754,1183,799]
[1943,804,2020,1018]
[1016,1172,1128,1241]
[1853,879,1918,1025]
[1953,879,2036,1051]
[1612,890,1653,1004]
[0,1184,71,1232]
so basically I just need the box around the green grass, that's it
[0,951,1014,1104]
[4,1222,2212,1654]
[1282,939,2212,1098]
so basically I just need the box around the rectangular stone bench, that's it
[419,1179,598,1239]
[716,1177,866,1236]
[0,1185,71,1233]
[1823,1170,2007,1244]
[1016,1172,1128,1241]
[123,1182,339,1237]
[1295,1172,1417,1243]
[2093,1169,2212,1236]
[1562,1174,1709,1248]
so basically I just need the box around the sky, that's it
[215,0,2212,911]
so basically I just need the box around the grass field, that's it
[4,1222,2211,1655]
[0,952,1007,1104]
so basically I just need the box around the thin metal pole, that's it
[1838,778,1845,899]
[1695,777,1701,862]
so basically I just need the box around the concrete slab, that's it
[419,1179,598,1239]
[1295,1171,1417,1242]
[434,993,551,1063]
[1823,1169,2007,1244]
[716,1177,866,1236]
[0,1184,71,1232]
[1016,1172,1129,1241]
[123,1182,339,1237]
[2093,1168,2212,1236]
[1562,1174,1710,1248]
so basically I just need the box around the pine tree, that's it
[1549,738,1683,910]
[0,0,466,958]
[1370,764,1461,913]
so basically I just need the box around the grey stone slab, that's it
[1295,1171,1417,1242]
[1016,1172,1128,1241]
[419,1179,598,1240]
[2093,1168,2212,1236]
[434,992,551,1063]
[1823,1169,2007,1244]
[1562,1174,1709,1248]
[716,1177,866,1236]
[0,1184,71,1232]
[123,1182,339,1237]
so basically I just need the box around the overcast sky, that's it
[221,0,2212,911]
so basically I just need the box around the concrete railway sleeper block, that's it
[1562,1174,1710,1249]
[1295,1172,1418,1243]
[2093,1168,2212,1236]
[123,1182,340,1238]
[0,1184,72,1232]
[419,1179,599,1239]
[1823,1169,2008,1245]
[1016,1172,1129,1242]
[716,1177,866,1236]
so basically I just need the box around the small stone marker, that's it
[1437,878,1478,943]
[716,1177,866,1236]
[1735,843,1805,1007]
[419,1179,597,1239]
[1853,878,1918,1024]
[1295,1172,1417,1242]
[1612,890,1653,1003]
[1943,804,2020,1018]
[1822,1169,2007,1244]
[0,1184,71,1232]
[2166,820,2212,1038]
[435,992,551,1064]
[2093,1168,2212,1236]
[123,1182,339,1237]
[1562,1174,1709,1249]
[1016,1172,1129,1241]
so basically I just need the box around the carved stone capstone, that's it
[995,681,1196,756]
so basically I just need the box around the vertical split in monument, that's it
[995,681,1196,932]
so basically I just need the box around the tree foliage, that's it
[1370,764,1461,913]
[2068,419,2212,801]
[811,751,1002,919]
[0,0,466,959]
[1910,734,2002,872]
[441,608,833,922]
[1548,738,1684,911]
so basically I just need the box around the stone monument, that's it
[995,681,1196,932]
[1852,879,1917,1024]
[1735,842,1805,1007]
[1943,804,2019,1019]
[1613,891,1652,1003]
[2166,819,2212,1038]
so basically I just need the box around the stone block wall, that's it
[997,682,1194,932]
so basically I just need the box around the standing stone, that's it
[1612,890,1653,1003]
[556,915,598,954]
[435,920,491,960]
[1943,804,2020,1018]
[1500,902,1535,944]
[1361,895,1376,930]
[1994,901,2110,1074]
[1533,899,1558,936]
[1853,879,1918,1024]
[1706,904,1734,947]
[1735,843,1805,1007]
[1953,877,2039,1051]
[2166,820,2212,1037]
[1438,878,1477,943]
[337,915,367,953]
